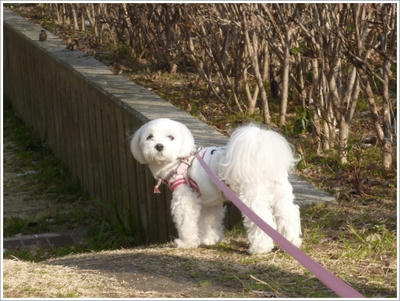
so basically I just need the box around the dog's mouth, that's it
[155,152,167,160]
[146,151,174,163]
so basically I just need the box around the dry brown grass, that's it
[3,242,326,298]
[3,258,160,298]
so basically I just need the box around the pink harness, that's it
[153,149,206,195]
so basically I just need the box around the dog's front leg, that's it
[170,186,201,248]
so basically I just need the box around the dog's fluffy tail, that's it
[219,124,296,187]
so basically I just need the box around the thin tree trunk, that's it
[338,67,358,164]
[55,4,62,24]
[86,4,98,37]
[310,58,322,154]
[280,30,291,126]
[358,68,385,142]
[243,20,271,124]
[243,65,259,115]
[71,4,79,30]
[79,5,86,31]
[382,59,393,170]
[339,118,349,164]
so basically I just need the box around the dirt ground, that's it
[4,244,287,298]
[3,138,52,219]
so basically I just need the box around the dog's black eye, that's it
[146,134,153,140]
[168,135,175,141]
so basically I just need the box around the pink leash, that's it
[195,153,364,298]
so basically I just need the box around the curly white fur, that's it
[130,118,302,254]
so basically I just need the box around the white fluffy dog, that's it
[130,118,302,254]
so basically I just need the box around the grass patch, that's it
[3,101,83,197]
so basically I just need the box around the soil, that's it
[3,246,250,298]
[3,138,52,219]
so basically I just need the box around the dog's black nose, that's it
[155,144,164,152]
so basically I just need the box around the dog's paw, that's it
[174,238,200,249]
[288,236,302,248]
[248,242,274,255]
[201,238,219,246]
[200,233,224,246]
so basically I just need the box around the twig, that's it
[249,274,280,296]
[10,255,22,261]
[233,274,246,290]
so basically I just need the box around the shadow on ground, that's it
[44,245,394,298]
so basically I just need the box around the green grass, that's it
[4,245,90,262]
[301,202,396,267]
[3,101,83,197]
[4,206,88,237]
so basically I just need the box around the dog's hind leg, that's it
[170,186,202,248]
[273,180,302,248]
[242,197,276,255]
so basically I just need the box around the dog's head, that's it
[130,118,195,165]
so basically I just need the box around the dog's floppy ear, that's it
[130,124,147,164]
[177,122,195,157]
